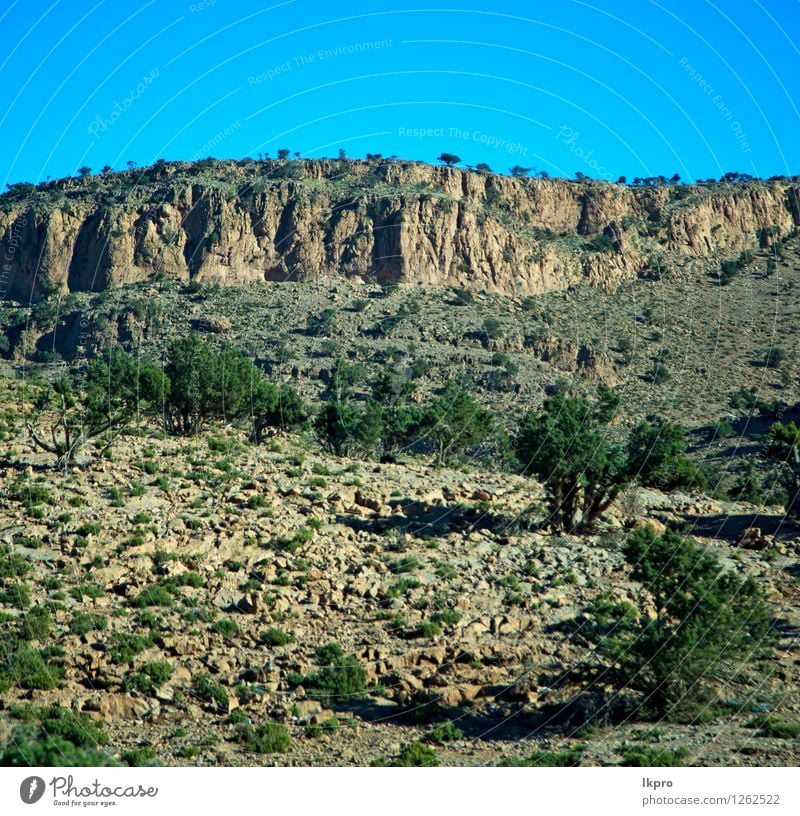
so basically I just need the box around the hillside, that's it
[1,158,799,769]
[1,158,798,301]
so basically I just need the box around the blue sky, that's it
[1,0,798,185]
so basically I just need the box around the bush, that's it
[746,717,800,739]
[18,607,53,641]
[763,347,786,369]
[69,612,108,636]
[729,458,764,504]
[627,415,706,491]
[619,745,688,766]
[418,381,496,466]
[648,363,671,384]
[242,721,291,754]
[0,706,114,767]
[304,642,366,703]
[571,527,772,719]
[261,628,293,646]
[0,642,64,691]
[394,742,439,766]
[427,721,463,744]
[130,584,174,608]
[498,746,584,766]
[764,421,800,517]
[121,747,160,766]
[192,672,229,711]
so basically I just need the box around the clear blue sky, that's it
[1,0,798,186]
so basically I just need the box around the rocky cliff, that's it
[1,158,797,301]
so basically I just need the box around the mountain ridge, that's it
[1,157,798,302]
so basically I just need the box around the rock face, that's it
[1,158,797,301]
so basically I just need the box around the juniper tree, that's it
[764,420,800,517]
[515,387,627,532]
[26,349,166,471]
[571,527,772,719]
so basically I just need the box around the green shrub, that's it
[212,619,239,638]
[304,642,366,703]
[130,584,174,608]
[413,621,442,638]
[427,721,463,744]
[619,745,688,766]
[0,545,31,579]
[569,527,772,719]
[394,742,439,766]
[69,612,108,636]
[192,672,229,711]
[261,628,293,646]
[0,706,113,766]
[746,717,800,739]
[18,607,53,641]
[0,642,64,691]
[108,632,154,665]
[242,721,291,754]
[498,746,584,766]
[121,746,160,766]
[0,583,31,609]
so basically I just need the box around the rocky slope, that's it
[1,158,797,301]
[0,394,798,767]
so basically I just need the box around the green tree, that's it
[249,379,307,443]
[26,350,165,471]
[729,458,764,504]
[314,361,381,456]
[763,420,800,517]
[626,415,706,491]
[573,527,772,719]
[369,366,421,461]
[436,153,461,166]
[163,334,257,435]
[515,388,627,532]
[418,381,495,466]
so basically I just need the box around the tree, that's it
[369,365,421,461]
[617,176,627,184]
[763,420,800,517]
[626,415,706,490]
[314,394,381,457]
[314,358,381,456]
[77,166,92,177]
[475,162,492,173]
[417,381,495,466]
[26,350,166,471]
[729,457,763,504]
[277,149,290,161]
[515,388,627,532]
[572,527,772,719]
[249,379,307,443]
[510,165,532,177]
[163,334,257,435]
[306,307,337,336]
[436,153,461,166]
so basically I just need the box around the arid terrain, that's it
[0,160,798,767]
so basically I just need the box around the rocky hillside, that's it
[1,158,798,301]
[0,389,798,767]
